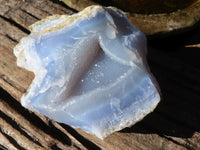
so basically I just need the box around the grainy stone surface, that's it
[0,0,200,149]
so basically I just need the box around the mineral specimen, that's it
[14,6,160,139]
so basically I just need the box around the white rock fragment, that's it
[14,6,160,139]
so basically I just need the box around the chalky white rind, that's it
[14,6,160,139]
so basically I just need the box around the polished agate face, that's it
[14,6,160,139]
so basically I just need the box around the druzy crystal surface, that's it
[14,6,160,139]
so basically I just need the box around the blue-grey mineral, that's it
[14,6,160,139]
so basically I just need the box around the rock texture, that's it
[0,0,200,149]
[14,5,160,139]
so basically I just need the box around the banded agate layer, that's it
[14,6,160,139]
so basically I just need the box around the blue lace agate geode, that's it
[14,6,160,139]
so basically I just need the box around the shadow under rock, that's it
[121,26,200,139]
[120,68,200,139]
[61,124,101,150]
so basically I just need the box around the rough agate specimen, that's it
[14,6,160,139]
